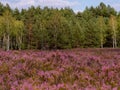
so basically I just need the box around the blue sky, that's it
[1,0,120,12]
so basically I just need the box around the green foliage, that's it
[0,2,120,50]
[0,10,24,50]
[109,15,118,48]
[97,16,107,48]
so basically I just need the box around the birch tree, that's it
[13,20,24,50]
[97,16,106,48]
[109,15,117,48]
[0,10,24,50]
[1,10,14,51]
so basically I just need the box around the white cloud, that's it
[1,0,80,10]
[38,0,80,8]
[1,0,35,9]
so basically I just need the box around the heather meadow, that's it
[0,48,120,90]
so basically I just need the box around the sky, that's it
[1,0,120,13]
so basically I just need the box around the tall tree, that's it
[13,20,24,50]
[116,16,120,47]
[2,10,13,51]
[0,10,24,50]
[97,16,106,48]
[109,15,118,48]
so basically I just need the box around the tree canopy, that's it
[0,2,120,50]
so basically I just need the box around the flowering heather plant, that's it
[0,48,120,90]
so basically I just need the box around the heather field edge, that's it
[0,48,120,90]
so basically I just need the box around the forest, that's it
[0,2,120,50]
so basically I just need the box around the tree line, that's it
[0,2,120,50]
